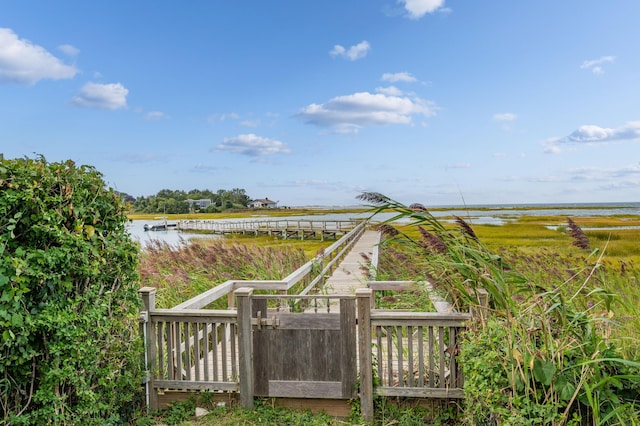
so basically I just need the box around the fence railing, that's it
[169,220,367,310]
[138,221,368,409]
[176,219,359,239]
[139,222,485,421]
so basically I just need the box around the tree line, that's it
[122,188,253,214]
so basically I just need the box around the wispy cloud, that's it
[580,55,615,75]
[493,112,517,121]
[329,40,370,61]
[240,120,260,128]
[215,133,291,158]
[0,27,78,85]
[375,85,404,96]
[381,72,417,83]
[72,82,128,109]
[58,44,79,57]
[297,91,437,134]
[544,121,640,153]
[398,0,447,19]
[145,111,169,120]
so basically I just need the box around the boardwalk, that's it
[140,222,472,414]
[324,230,380,296]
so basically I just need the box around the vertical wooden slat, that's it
[166,322,174,380]
[221,323,228,381]
[175,322,183,380]
[184,322,191,380]
[376,326,383,386]
[396,326,404,387]
[386,326,393,386]
[417,326,424,387]
[340,298,357,398]
[407,326,414,387]
[449,326,456,387]
[231,323,237,381]
[193,322,200,381]
[428,326,434,387]
[139,287,158,410]
[212,323,219,381]
[356,288,374,423]
[236,287,254,409]
[438,326,445,388]
[203,323,210,381]
[157,321,165,380]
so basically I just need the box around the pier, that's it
[176,219,360,240]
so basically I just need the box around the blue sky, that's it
[2,1,640,206]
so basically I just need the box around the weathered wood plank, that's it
[275,312,340,330]
[376,387,464,399]
[268,381,343,399]
[340,298,357,398]
[154,380,238,391]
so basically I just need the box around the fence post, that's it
[356,288,374,422]
[139,287,159,411]
[236,287,254,409]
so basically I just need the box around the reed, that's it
[138,238,307,308]
[362,192,640,425]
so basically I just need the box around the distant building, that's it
[187,198,213,210]
[249,197,278,208]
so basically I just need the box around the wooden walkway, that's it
[325,230,379,295]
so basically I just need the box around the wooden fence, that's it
[138,221,484,421]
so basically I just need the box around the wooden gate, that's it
[250,295,357,399]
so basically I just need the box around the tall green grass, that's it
[138,239,308,308]
[360,192,640,425]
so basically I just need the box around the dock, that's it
[176,219,360,240]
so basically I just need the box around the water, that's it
[127,220,221,247]
[127,203,640,246]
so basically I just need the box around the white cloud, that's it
[72,82,128,109]
[0,27,78,85]
[220,112,241,121]
[381,72,417,83]
[580,55,615,74]
[398,0,447,19]
[329,40,370,61]
[240,120,260,128]
[215,133,290,157]
[58,44,79,57]
[145,111,169,120]
[375,85,404,96]
[564,121,640,143]
[297,91,437,134]
[544,121,640,153]
[493,112,517,121]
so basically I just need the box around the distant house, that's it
[187,198,213,210]
[249,197,278,209]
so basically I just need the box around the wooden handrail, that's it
[171,221,367,310]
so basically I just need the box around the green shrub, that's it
[0,156,142,424]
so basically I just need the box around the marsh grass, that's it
[360,192,640,425]
[138,238,308,308]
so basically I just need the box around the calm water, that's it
[128,203,640,246]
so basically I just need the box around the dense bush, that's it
[0,157,142,424]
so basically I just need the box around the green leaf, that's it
[11,313,23,327]
[533,359,556,386]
